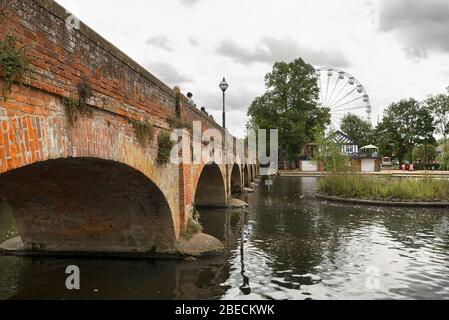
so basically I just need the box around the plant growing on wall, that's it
[157,130,175,165]
[184,207,203,240]
[62,81,93,126]
[0,35,31,100]
[167,115,193,132]
[130,119,154,147]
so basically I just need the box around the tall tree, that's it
[248,58,330,161]
[375,98,435,163]
[426,87,449,148]
[340,114,375,147]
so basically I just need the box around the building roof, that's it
[330,130,358,146]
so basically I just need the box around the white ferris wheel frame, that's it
[315,67,372,129]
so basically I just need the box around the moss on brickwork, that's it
[130,119,154,147]
[157,131,174,165]
[0,35,31,100]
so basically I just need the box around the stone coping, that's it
[317,194,449,207]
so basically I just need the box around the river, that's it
[1,176,449,300]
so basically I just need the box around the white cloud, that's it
[55,0,449,137]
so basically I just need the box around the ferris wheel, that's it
[315,67,372,129]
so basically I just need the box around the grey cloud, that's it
[145,35,173,51]
[147,62,190,86]
[217,37,350,68]
[379,0,449,59]
[181,0,203,7]
[196,88,254,113]
[189,37,199,47]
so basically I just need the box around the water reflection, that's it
[1,176,449,299]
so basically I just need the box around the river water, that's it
[1,176,449,300]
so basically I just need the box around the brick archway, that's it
[194,163,226,207]
[243,164,250,188]
[230,163,242,195]
[0,157,176,253]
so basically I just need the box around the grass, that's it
[317,174,449,202]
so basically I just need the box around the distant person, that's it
[187,92,196,107]
[200,106,208,115]
[209,114,215,122]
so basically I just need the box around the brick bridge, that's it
[0,0,258,256]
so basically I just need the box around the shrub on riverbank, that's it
[318,174,449,202]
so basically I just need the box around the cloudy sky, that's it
[56,0,449,138]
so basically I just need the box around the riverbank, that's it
[317,174,449,203]
[279,169,449,178]
[317,194,449,207]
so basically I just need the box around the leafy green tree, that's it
[438,145,449,170]
[313,129,351,173]
[426,87,449,148]
[340,114,375,147]
[413,144,437,163]
[248,58,330,161]
[375,98,435,163]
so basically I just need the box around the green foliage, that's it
[375,98,435,162]
[131,119,154,147]
[0,35,31,100]
[62,97,92,126]
[62,82,93,126]
[184,208,203,240]
[318,175,449,201]
[157,130,174,165]
[426,88,449,147]
[167,115,193,132]
[175,90,181,118]
[438,144,449,170]
[413,144,437,162]
[340,114,375,147]
[313,129,351,173]
[248,58,330,161]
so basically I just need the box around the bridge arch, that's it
[0,157,176,253]
[243,164,250,188]
[194,163,227,207]
[230,164,242,195]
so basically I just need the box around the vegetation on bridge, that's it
[62,82,93,126]
[0,35,31,100]
[130,119,154,147]
[157,130,175,165]
[184,208,203,240]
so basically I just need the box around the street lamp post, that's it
[219,77,229,129]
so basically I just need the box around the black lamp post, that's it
[219,77,229,129]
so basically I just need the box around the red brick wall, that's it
[0,0,231,244]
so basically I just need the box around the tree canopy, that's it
[375,98,435,162]
[248,58,330,161]
[426,87,449,147]
[340,114,375,147]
